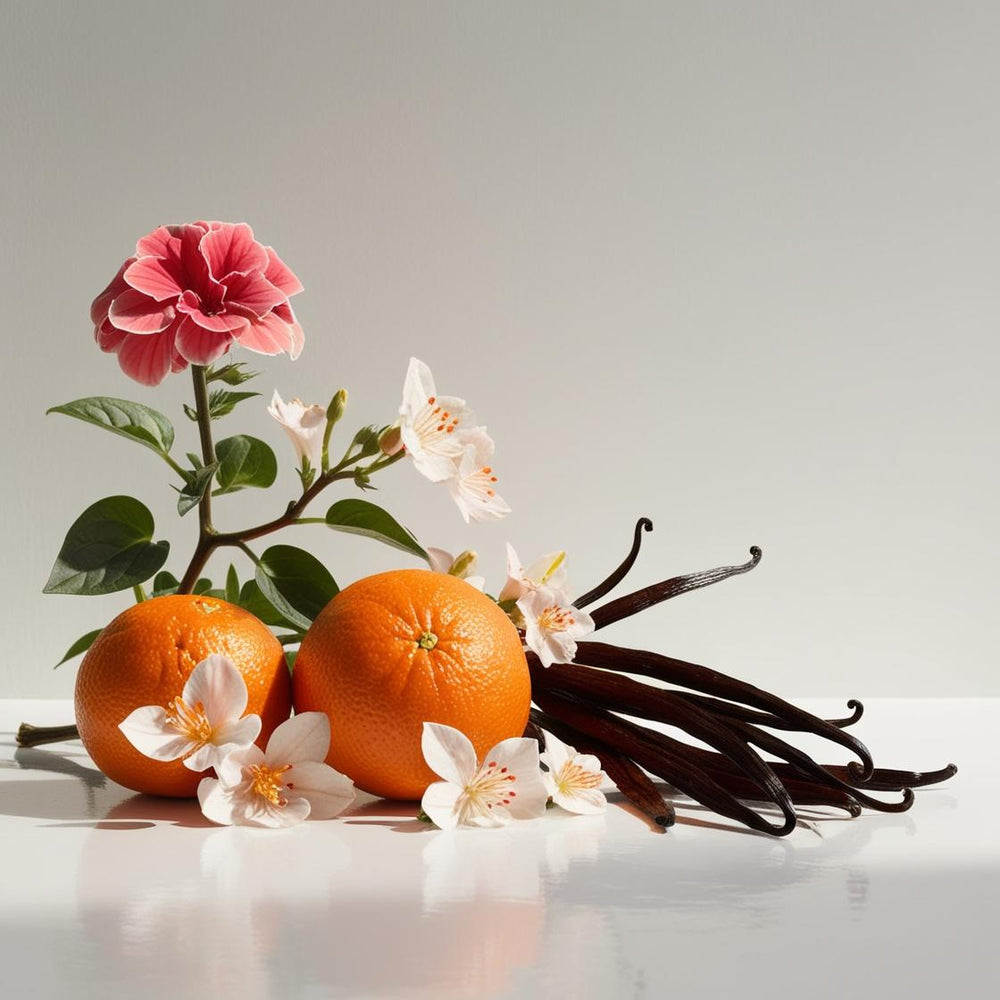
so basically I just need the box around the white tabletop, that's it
[2,698,997,999]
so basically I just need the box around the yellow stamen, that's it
[249,763,292,806]
[164,697,212,742]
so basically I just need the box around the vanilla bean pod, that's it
[531,657,813,813]
[588,546,762,629]
[536,660,910,813]
[529,707,675,829]
[574,518,654,609]
[724,718,913,812]
[532,665,863,816]
[575,641,875,778]
[532,685,798,835]
[672,692,865,730]
[840,760,958,791]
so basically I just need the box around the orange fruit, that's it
[75,594,292,797]
[292,569,531,799]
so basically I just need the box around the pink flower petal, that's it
[135,225,179,258]
[200,222,268,281]
[108,288,176,334]
[234,310,296,357]
[222,270,287,319]
[264,247,304,296]
[124,256,184,302]
[175,315,234,365]
[94,318,127,353]
[272,302,304,359]
[90,257,134,325]
[116,330,179,386]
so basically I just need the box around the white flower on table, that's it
[447,428,511,524]
[118,654,262,773]
[517,585,595,668]
[539,730,608,815]
[420,722,548,829]
[498,544,569,604]
[399,357,477,482]
[267,390,327,471]
[198,712,355,828]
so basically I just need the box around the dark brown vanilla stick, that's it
[529,708,675,829]
[727,719,913,812]
[533,706,859,818]
[840,760,958,790]
[668,758,863,816]
[533,686,798,836]
[575,641,876,779]
[673,691,865,730]
[534,660,910,813]
[531,658,809,821]
[574,517,653,610]
[589,546,762,629]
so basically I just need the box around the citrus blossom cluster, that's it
[120,655,355,828]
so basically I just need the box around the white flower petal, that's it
[219,744,263,785]
[421,722,478,786]
[251,795,312,829]
[119,706,196,762]
[426,547,455,574]
[268,390,327,468]
[401,357,437,416]
[421,780,464,830]
[198,777,239,826]
[285,760,355,819]
[183,743,218,773]
[553,786,607,815]
[182,654,249,727]
[573,753,604,773]
[497,543,526,603]
[466,802,513,828]
[213,713,263,753]
[264,712,330,766]
[539,729,572,774]
[484,738,548,820]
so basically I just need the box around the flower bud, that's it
[326,388,348,426]
[378,422,404,457]
[448,550,478,579]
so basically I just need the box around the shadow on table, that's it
[0,746,212,827]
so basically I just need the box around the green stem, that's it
[132,584,148,603]
[191,365,217,535]
[178,366,218,594]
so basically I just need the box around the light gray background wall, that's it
[2,1,996,699]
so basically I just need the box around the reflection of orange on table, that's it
[294,569,531,800]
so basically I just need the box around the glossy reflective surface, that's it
[2,699,997,999]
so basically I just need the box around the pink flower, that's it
[91,221,304,385]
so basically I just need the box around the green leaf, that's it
[43,496,170,596]
[48,397,175,456]
[225,564,240,604]
[176,461,219,516]
[254,545,338,631]
[54,629,102,668]
[208,389,260,420]
[152,570,180,597]
[193,577,213,595]
[325,499,427,560]
[215,435,278,494]
[238,579,304,630]
[285,649,298,672]
[207,361,259,386]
